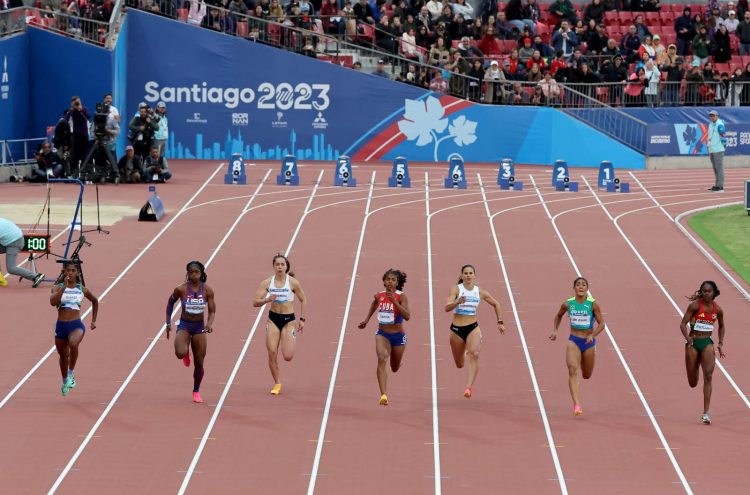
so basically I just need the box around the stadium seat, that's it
[714,62,730,74]
[742,55,750,66]
[659,11,674,25]
[645,12,660,24]
[177,8,188,22]
[596,86,609,103]
[604,11,618,25]
[236,20,248,38]
[267,23,282,45]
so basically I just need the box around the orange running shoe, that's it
[270,383,282,395]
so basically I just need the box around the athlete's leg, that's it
[699,344,716,414]
[465,329,482,389]
[174,330,191,360]
[66,329,84,372]
[566,341,583,407]
[449,333,467,368]
[191,334,207,393]
[55,338,69,381]
[375,335,391,395]
[279,322,298,362]
[580,345,596,379]
[685,345,701,388]
[390,341,406,373]
[266,321,282,387]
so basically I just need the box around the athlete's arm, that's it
[292,277,307,331]
[480,289,505,334]
[550,301,568,341]
[679,301,698,346]
[50,284,64,306]
[358,296,379,328]
[252,279,274,307]
[444,286,462,312]
[165,286,182,339]
[394,292,411,321]
[205,285,216,333]
[588,300,606,343]
[84,288,99,330]
[716,306,726,358]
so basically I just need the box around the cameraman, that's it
[153,102,168,156]
[128,103,159,160]
[53,111,72,176]
[31,142,64,182]
[63,96,91,176]
[143,146,172,183]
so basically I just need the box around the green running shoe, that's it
[61,381,70,397]
[67,376,76,389]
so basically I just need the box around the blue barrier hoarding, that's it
[0,34,29,142]
[647,123,750,156]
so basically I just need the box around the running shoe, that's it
[574,404,583,416]
[193,391,204,403]
[67,376,76,389]
[701,413,711,425]
[379,394,389,406]
[32,273,45,288]
[61,381,70,397]
[270,383,282,395]
[463,387,472,399]
[183,350,191,367]
[0,272,7,287]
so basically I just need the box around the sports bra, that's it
[182,282,206,315]
[57,283,85,311]
[454,284,480,316]
[567,296,595,331]
[377,290,403,325]
[268,274,294,303]
[692,301,718,333]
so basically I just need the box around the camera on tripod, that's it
[93,102,110,140]
[78,102,118,184]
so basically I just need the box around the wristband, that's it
[299,317,306,322]
[497,320,504,324]
[166,322,171,327]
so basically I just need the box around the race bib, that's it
[570,314,591,327]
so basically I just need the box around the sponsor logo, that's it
[272,111,287,129]
[650,135,671,144]
[312,112,328,129]
[1,56,9,100]
[186,112,208,124]
[232,113,249,126]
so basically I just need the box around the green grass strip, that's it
[688,205,750,286]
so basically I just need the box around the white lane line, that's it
[582,177,750,411]
[477,174,568,495]
[424,171,442,495]
[306,171,376,495]
[530,175,694,495]
[0,163,225,411]
[46,169,273,495]
[629,172,750,301]
[177,170,325,495]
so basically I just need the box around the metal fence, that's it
[0,6,112,46]
[1,138,48,166]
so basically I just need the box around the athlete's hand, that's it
[385,291,396,303]
[498,322,506,334]
[458,296,466,304]
[90,321,97,331]
[549,332,557,341]
[358,321,368,329]
[585,335,593,344]
[685,337,694,347]
[206,325,213,334]
[267,294,277,302]
[165,324,171,340]
[297,320,305,333]
[717,343,725,359]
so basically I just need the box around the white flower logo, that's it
[397,96,478,160]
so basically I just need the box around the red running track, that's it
[1,162,749,495]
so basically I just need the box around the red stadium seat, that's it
[714,63,730,74]
[645,12,660,24]
[742,55,750,66]
[659,11,674,26]
[499,39,516,53]
[267,23,282,45]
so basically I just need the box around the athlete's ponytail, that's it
[688,280,720,301]
[383,269,407,291]
[457,264,475,284]
[186,261,207,283]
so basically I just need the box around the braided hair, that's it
[382,268,407,291]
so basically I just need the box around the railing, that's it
[1,138,48,166]
[0,6,113,46]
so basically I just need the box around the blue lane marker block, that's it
[554,179,579,192]
[606,178,630,193]
[497,158,515,185]
[276,155,300,186]
[552,159,570,187]
[138,185,165,221]
[444,157,467,189]
[499,177,524,191]
[597,160,614,189]
[388,157,411,187]
[333,155,357,187]
[224,153,247,185]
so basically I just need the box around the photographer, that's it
[153,102,168,156]
[53,112,72,176]
[128,103,159,160]
[32,142,64,182]
[143,146,172,183]
[63,96,91,177]
[117,145,143,183]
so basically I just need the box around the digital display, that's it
[22,234,50,254]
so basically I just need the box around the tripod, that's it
[79,137,119,185]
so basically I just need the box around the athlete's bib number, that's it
[692,321,714,332]
[570,314,591,327]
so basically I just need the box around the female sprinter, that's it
[166,261,216,403]
[50,262,99,396]
[358,269,411,406]
[550,277,605,416]
[444,264,505,399]
[252,254,307,396]
[679,281,725,425]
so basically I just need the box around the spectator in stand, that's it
[416,24,434,48]
[530,84,547,104]
[478,26,501,57]
[484,60,507,103]
[685,65,704,106]
[452,0,474,21]
[457,36,483,59]
[572,62,599,100]
[467,59,484,101]
[32,142,64,182]
[507,48,526,79]
[633,14,651,40]
[229,0,248,18]
[532,34,554,58]
[674,7,696,56]
[128,103,159,160]
[352,61,362,70]
[153,102,168,156]
[523,0,541,27]
[117,145,143,183]
[401,27,421,59]
[428,37,451,66]
[519,37,535,64]
[572,19,587,40]
[527,62,543,81]
[372,58,391,78]
[446,49,470,73]
[635,50,651,71]
[321,0,345,34]
[692,26,710,67]
[188,0,207,26]
[713,23,732,63]
[569,47,586,70]
[638,34,655,61]
[724,11,739,33]
[727,67,744,106]
[416,6,434,31]
[737,11,750,55]
[551,20,578,59]
[526,49,547,71]
[624,67,646,106]
[693,13,705,33]
[586,23,608,56]
[539,70,561,103]
[434,22,450,44]
[404,13,416,32]
[602,54,627,105]
[549,0,576,25]
[450,13,469,39]
[601,38,620,62]
[375,15,398,53]
[64,96,90,177]
[468,18,484,39]
[506,0,535,35]
[643,59,661,107]
[269,0,284,19]
[258,0,270,16]
[437,5,454,31]
[400,64,418,86]
[416,66,431,88]
[426,0,443,21]
[583,0,604,25]
[620,25,641,62]
[495,12,515,40]
[652,35,666,65]
[143,146,172,182]
[449,66,467,97]
[429,69,449,93]
[506,82,530,104]
[392,16,405,37]
[643,0,660,12]
[354,0,375,24]
[708,7,724,33]
[550,49,568,76]
[660,49,684,106]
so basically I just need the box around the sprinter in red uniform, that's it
[679,281,725,425]
[358,269,411,406]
